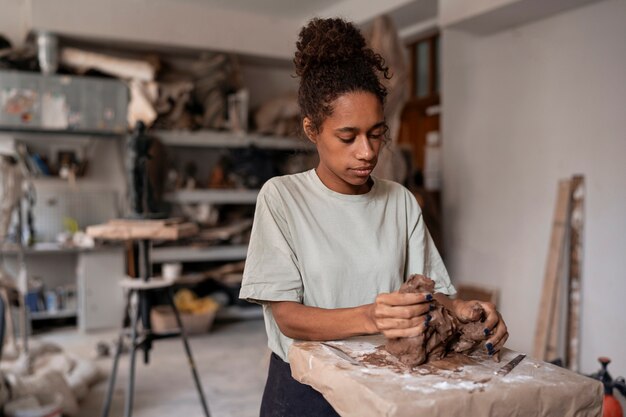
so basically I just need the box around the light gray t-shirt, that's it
[239,169,455,362]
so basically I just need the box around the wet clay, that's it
[385,275,487,367]
[360,346,480,376]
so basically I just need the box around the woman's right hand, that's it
[367,291,433,338]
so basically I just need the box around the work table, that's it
[289,335,602,417]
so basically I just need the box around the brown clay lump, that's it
[385,275,487,367]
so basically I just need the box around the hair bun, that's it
[294,18,368,77]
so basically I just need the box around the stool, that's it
[100,239,210,417]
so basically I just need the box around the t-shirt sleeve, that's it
[404,190,456,296]
[239,181,304,304]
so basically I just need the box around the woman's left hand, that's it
[452,299,509,359]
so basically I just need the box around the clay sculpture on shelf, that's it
[385,275,489,367]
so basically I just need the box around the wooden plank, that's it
[546,242,567,362]
[86,221,198,241]
[533,180,572,360]
[565,175,584,371]
[108,218,183,227]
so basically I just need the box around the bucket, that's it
[36,31,59,75]
[5,392,63,417]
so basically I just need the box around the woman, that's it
[240,17,508,417]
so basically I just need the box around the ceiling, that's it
[176,0,341,19]
[177,0,439,37]
[35,0,439,63]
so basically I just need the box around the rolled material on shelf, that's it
[60,47,158,81]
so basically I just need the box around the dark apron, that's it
[260,352,340,417]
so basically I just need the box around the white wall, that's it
[28,0,299,60]
[441,0,626,378]
[0,0,30,47]
[438,0,597,34]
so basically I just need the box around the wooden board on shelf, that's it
[108,218,184,227]
[87,219,198,241]
[174,260,246,285]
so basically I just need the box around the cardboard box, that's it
[150,305,216,335]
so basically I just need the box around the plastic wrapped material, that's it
[289,335,602,417]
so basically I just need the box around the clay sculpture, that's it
[385,275,488,367]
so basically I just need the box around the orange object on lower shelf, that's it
[150,305,216,335]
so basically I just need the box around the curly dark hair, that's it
[294,18,390,134]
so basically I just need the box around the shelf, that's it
[0,128,124,140]
[30,309,78,321]
[163,189,259,204]
[31,177,121,192]
[215,305,263,321]
[152,244,248,263]
[154,129,315,151]
[0,242,120,255]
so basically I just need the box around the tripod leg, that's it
[124,291,141,417]
[101,291,131,417]
[101,331,125,417]
[140,290,152,364]
[138,239,152,364]
[166,290,211,417]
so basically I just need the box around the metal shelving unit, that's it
[152,244,248,263]
[155,129,314,265]
[153,131,261,267]
[163,189,259,205]
[154,129,314,151]
[30,309,78,321]
[156,129,313,320]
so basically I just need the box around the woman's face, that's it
[305,91,386,195]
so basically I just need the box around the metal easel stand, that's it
[100,238,210,417]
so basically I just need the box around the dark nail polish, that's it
[484,328,490,336]
[425,294,433,302]
[429,304,436,311]
[486,343,494,355]
[426,314,432,322]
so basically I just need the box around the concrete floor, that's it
[35,319,269,417]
